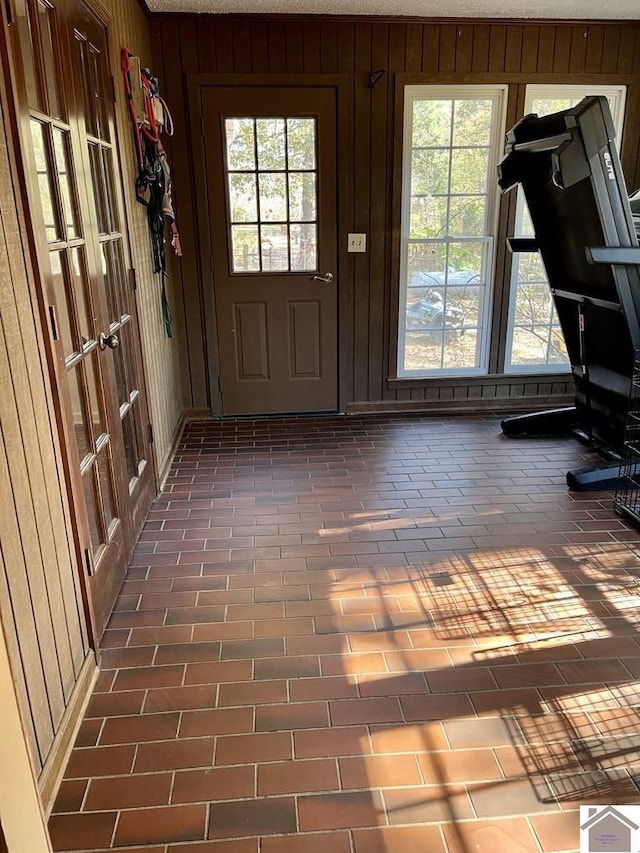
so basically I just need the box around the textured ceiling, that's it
[146,0,640,20]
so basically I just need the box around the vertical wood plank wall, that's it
[110,0,184,475]
[151,15,640,412]
[0,48,90,777]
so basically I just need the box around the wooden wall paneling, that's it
[569,25,588,73]
[319,21,338,74]
[161,15,640,414]
[422,24,440,74]
[111,0,183,476]
[0,318,66,740]
[195,18,217,73]
[553,25,571,73]
[267,20,286,73]
[537,26,556,73]
[439,24,456,73]
[405,24,423,72]
[471,24,490,73]
[456,25,474,74]
[0,367,57,768]
[159,21,206,412]
[215,19,234,73]
[367,22,389,402]
[337,23,356,408]
[302,21,321,74]
[233,18,252,73]
[285,20,304,73]
[601,26,622,75]
[488,24,506,73]
[505,25,523,73]
[249,21,269,73]
[585,25,606,74]
[352,22,372,404]
[521,26,539,75]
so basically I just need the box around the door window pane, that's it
[257,119,285,169]
[290,224,317,272]
[504,85,627,373]
[68,247,92,347]
[89,143,108,233]
[30,120,58,242]
[231,225,259,272]
[97,448,116,533]
[287,118,315,169]
[398,86,506,377]
[67,366,91,465]
[225,116,318,273]
[85,351,105,443]
[83,468,103,551]
[37,0,63,120]
[50,251,75,358]
[122,405,141,482]
[15,0,42,112]
[52,129,78,239]
[225,119,255,170]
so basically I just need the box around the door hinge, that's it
[84,547,94,577]
[110,75,118,104]
[4,0,15,26]
[148,422,154,444]
[217,375,222,392]
[200,115,205,138]
[49,305,59,340]
[129,267,138,291]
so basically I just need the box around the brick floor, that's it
[49,415,640,852]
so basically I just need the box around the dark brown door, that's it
[13,0,155,638]
[202,87,338,415]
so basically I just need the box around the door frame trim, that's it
[187,73,352,416]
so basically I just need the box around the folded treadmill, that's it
[498,95,640,490]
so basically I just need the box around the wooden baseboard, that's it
[346,394,573,416]
[158,412,187,491]
[39,652,98,815]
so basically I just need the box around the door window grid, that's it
[224,117,318,273]
[504,85,627,373]
[398,86,507,377]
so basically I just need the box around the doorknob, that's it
[312,272,334,284]
[98,332,120,350]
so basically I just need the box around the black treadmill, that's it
[498,95,640,490]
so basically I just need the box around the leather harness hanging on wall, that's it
[121,48,181,337]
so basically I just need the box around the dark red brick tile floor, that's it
[49,415,640,852]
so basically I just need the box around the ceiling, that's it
[146,0,640,20]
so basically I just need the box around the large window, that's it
[397,85,507,377]
[504,85,627,373]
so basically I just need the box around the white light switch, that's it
[348,233,367,253]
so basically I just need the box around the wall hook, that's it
[369,69,386,88]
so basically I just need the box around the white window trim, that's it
[504,84,627,375]
[397,84,508,379]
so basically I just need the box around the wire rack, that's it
[614,354,640,527]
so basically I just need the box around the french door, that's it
[13,0,155,639]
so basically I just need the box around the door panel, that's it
[13,0,155,639]
[202,87,338,415]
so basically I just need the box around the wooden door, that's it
[12,0,155,638]
[202,87,338,415]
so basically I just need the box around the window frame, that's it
[396,83,508,379]
[503,83,627,375]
